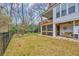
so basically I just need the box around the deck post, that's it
[46,25,47,35]
[53,23,56,37]
[41,25,42,35]
[73,21,75,38]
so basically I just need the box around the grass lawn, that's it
[4,33,79,56]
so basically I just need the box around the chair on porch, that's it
[63,32,73,38]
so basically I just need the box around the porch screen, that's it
[74,26,79,34]
[42,32,46,35]
[42,26,46,31]
[47,24,53,31]
[47,32,53,36]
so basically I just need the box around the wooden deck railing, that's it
[39,20,53,26]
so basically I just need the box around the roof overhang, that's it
[42,7,52,19]
[39,20,53,26]
[41,3,59,19]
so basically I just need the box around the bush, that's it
[9,26,17,35]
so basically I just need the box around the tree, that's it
[29,3,48,33]
[0,3,48,34]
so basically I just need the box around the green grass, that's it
[4,33,79,56]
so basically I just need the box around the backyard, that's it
[4,33,79,56]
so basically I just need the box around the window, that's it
[42,26,46,31]
[68,3,75,14]
[74,34,78,38]
[56,5,60,18]
[61,4,67,16]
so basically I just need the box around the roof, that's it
[41,3,59,18]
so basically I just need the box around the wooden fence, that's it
[0,32,12,56]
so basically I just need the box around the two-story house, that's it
[40,3,79,39]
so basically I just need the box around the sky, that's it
[0,3,48,25]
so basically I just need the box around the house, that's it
[40,3,79,39]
